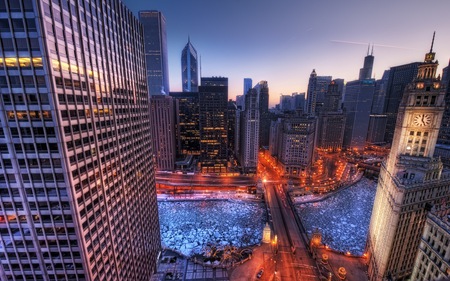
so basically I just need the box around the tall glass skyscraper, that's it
[181,38,199,92]
[139,10,170,96]
[0,0,160,280]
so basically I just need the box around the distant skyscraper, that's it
[170,92,200,156]
[239,89,260,174]
[306,70,332,115]
[279,95,295,112]
[293,92,306,113]
[342,79,375,150]
[383,62,421,143]
[199,77,228,173]
[150,95,176,170]
[255,81,270,147]
[0,1,160,280]
[366,71,390,144]
[317,80,346,151]
[367,38,450,281]
[139,10,170,95]
[181,37,199,92]
[359,45,374,80]
[243,78,253,95]
[228,100,237,156]
[371,70,390,115]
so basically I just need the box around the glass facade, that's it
[0,0,160,280]
[181,39,198,92]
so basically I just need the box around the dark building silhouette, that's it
[239,89,260,174]
[383,62,420,143]
[359,45,374,80]
[170,92,200,156]
[255,81,270,147]
[139,10,170,95]
[199,77,229,173]
[306,70,332,115]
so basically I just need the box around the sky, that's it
[122,0,450,107]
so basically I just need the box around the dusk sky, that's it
[122,0,450,107]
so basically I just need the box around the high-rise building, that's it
[150,95,176,171]
[227,99,237,156]
[438,60,450,146]
[0,1,160,280]
[198,77,228,173]
[243,78,252,95]
[293,92,306,113]
[181,37,199,92]
[280,116,316,176]
[359,45,374,80]
[306,70,332,116]
[139,10,169,95]
[317,80,346,151]
[410,199,450,281]
[239,89,259,174]
[279,95,295,112]
[366,71,390,144]
[366,37,450,281]
[254,81,270,147]
[170,92,200,156]
[383,62,421,143]
[342,79,375,150]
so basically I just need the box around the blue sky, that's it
[122,0,450,107]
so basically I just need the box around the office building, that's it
[305,70,332,116]
[275,116,316,176]
[181,37,199,92]
[0,0,161,280]
[243,78,252,95]
[198,77,228,173]
[139,10,169,95]
[150,95,176,171]
[410,200,450,281]
[317,80,346,151]
[359,45,374,80]
[438,60,450,146]
[254,81,270,147]
[342,79,375,150]
[367,38,450,281]
[367,115,388,144]
[227,100,237,156]
[383,62,421,143]
[239,89,259,174]
[170,92,200,156]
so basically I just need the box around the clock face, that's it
[413,114,432,127]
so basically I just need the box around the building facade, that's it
[0,0,160,280]
[181,38,199,92]
[278,116,316,176]
[198,77,228,173]
[170,92,200,157]
[150,95,176,171]
[254,81,270,147]
[139,10,169,95]
[383,62,420,143]
[317,80,346,151]
[366,40,450,281]
[410,200,450,281]
[239,89,259,174]
[305,70,332,116]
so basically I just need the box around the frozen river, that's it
[158,200,267,257]
[295,177,377,256]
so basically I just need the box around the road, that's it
[263,183,319,281]
[155,172,257,187]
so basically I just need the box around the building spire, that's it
[430,31,435,53]
[371,44,374,56]
[367,44,370,56]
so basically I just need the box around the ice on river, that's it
[295,177,377,256]
[158,200,267,257]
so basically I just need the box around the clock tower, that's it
[366,33,450,281]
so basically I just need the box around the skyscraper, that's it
[254,81,270,147]
[366,37,450,281]
[243,78,252,95]
[342,79,375,150]
[438,60,450,145]
[317,80,346,151]
[359,45,374,80]
[139,10,170,95]
[0,0,160,280]
[239,89,259,174]
[170,92,200,156]
[150,95,176,171]
[383,62,421,143]
[181,38,199,92]
[198,77,228,173]
[305,70,332,115]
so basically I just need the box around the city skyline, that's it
[123,0,450,107]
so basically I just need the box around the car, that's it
[256,269,264,278]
